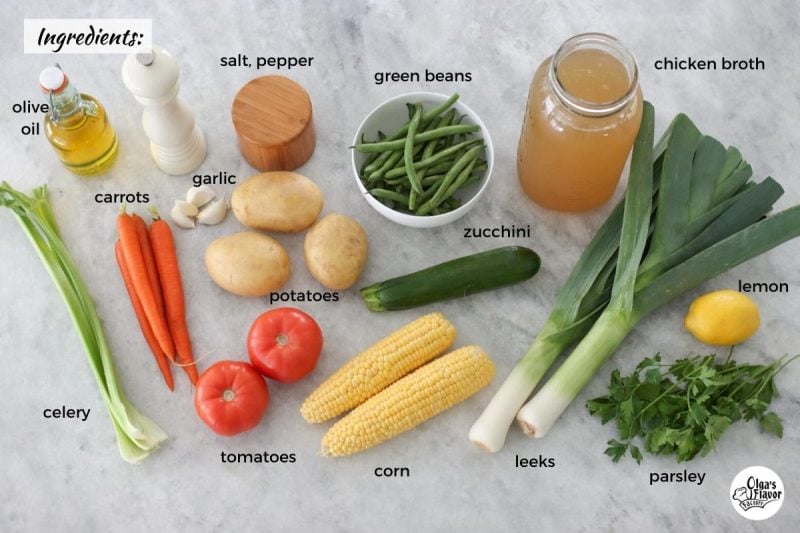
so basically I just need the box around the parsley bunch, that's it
[587,352,797,464]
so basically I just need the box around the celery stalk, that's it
[1,183,166,463]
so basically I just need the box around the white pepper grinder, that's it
[121,45,206,175]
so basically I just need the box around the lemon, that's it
[684,290,760,345]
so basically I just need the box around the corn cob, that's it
[300,312,456,423]
[321,345,495,457]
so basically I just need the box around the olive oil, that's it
[40,66,118,176]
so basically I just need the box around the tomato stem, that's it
[276,333,288,346]
[222,389,235,402]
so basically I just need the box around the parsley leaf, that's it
[759,412,783,438]
[587,352,795,464]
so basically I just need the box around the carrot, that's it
[133,214,165,318]
[148,210,198,385]
[117,210,176,361]
[115,241,174,391]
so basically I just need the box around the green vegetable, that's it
[384,140,478,179]
[587,352,797,463]
[416,146,482,215]
[360,246,541,312]
[354,125,480,153]
[404,104,424,194]
[469,102,800,452]
[0,183,167,463]
[355,94,487,216]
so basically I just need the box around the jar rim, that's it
[548,32,639,117]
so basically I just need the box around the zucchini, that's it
[359,246,541,312]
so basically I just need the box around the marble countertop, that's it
[1,1,798,531]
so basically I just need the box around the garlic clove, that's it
[186,185,216,208]
[174,200,199,217]
[197,198,228,226]
[171,202,197,229]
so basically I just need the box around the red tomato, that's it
[194,360,269,436]
[247,307,323,383]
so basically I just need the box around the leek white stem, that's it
[469,332,564,451]
[516,310,634,438]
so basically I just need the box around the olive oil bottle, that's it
[39,66,118,176]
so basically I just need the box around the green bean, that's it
[359,130,392,175]
[428,109,456,151]
[425,160,460,175]
[418,182,440,204]
[364,93,460,147]
[414,114,444,162]
[353,125,480,153]
[408,188,418,211]
[411,164,430,211]
[404,104,424,194]
[443,197,461,209]
[409,125,442,211]
[392,142,426,170]
[416,93,460,129]
[369,189,410,204]
[461,172,484,189]
[421,173,446,186]
[360,152,381,175]
[443,115,465,147]
[418,113,443,134]
[417,169,481,199]
[383,175,408,187]
[440,156,478,202]
[368,150,403,184]
[384,162,454,186]
[436,108,457,130]
[362,150,392,176]
[384,140,482,179]
[416,146,481,214]
[357,94,462,175]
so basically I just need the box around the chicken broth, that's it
[517,35,642,212]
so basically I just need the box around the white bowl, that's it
[351,92,494,228]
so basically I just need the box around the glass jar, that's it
[40,66,118,176]
[516,33,643,212]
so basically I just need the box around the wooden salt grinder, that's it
[231,76,316,171]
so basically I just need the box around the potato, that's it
[205,232,290,297]
[304,213,368,290]
[231,171,323,232]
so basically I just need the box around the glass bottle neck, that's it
[47,82,87,121]
[548,33,639,118]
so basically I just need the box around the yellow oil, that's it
[43,94,118,176]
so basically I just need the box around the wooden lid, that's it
[231,76,316,171]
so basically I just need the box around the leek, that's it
[1,183,166,463]
[470,103,799,451]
